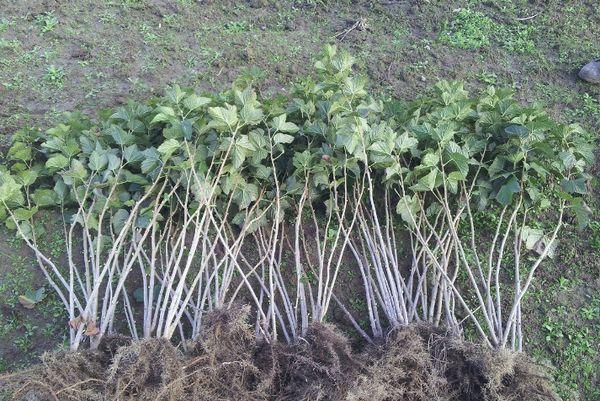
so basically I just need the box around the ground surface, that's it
[0,1,598,400]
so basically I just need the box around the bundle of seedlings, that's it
[0,45,594,400]
[369,81,594,350]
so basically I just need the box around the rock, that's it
[579,59,600,84]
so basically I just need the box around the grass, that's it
[0,1,598,399]
[440,9,496,50]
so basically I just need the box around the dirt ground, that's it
[0,1,598,400]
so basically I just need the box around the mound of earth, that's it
[0,307,559,401]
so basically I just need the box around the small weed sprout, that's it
[35,12,59,34]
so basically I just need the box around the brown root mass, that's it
[0,308,559,401]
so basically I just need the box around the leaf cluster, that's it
[0,45,594,238]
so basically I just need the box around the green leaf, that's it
[558,151,576,170]
[447,152,469,176]
[504,124,529,138]
[0,176,23,204]
[17,170,38,186]
[32,189,58,207]
[112,209,130,232]
[238,183,258,209]
[88,150,108,171]
[54,179,68,202]
[13,207,38,221]
[183,94,211,111]
[273,133,294,145]
[396,195,419,227]
[395,132,418,152]
[124,145,144,163]
[422,152,439,167]
[8,142,32,161]
[150,106,177,124]
[141,158,160,174]
[108,125,135,146]
[19,287,46,309]
[411,169,438,192]
[157,139,180,157]
[560,177,586,194]
[45,154,69,171]
[571,199,591,229]
[107,153,120,171]
[208,104,238,130]
[496,176,520,205]
[240,104,264,125]
[271,114,299,133]
[447,171,465,194]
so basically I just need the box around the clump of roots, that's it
[274,322,357,401]
[106,338,184,401]
[184,305,275,401]
[347,324,559,401]
[347,324,449,401]
[0,313,559,401]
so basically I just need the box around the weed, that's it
[99,12,117,24]
[139,23,159,43]
[35,12,59,34]
[477,71,498,85]
[14,323,38,352]
[0,38,20,51]
[440,9,495,50]
[0,17,14,33]
[223,21,248,34]
[500,25,536,54]
[162,14,180,27]
[44,65,65,86]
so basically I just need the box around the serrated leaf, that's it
[45,154,69,171]
[17,170,38,186]
[238,183,258,209]
[123,145,144,163]
[422,152,439,167]
[496,176,520,205]
[504,124,529,138]
[560,177,586,195]
[411,169,438,192]
[273,133,294,145]
[32,189,58,207]
[448,152,469,176]
[112,209,130,232]
[271,114,299,133]
[8,142,32,162]
[396,195,419,227]
[88,150,108,171]
[183,94,211,111]
[240,104,264,125]
[141,158,160,174]
[208,104,238,130]
[0,176,23,204]
[157,139,180,156]
[395,132,418,152]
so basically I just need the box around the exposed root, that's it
[275,323,357,401]
[184,305,274,401]
[347,324,559,401]
[106,338,184,401]
[0,315,559,401]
